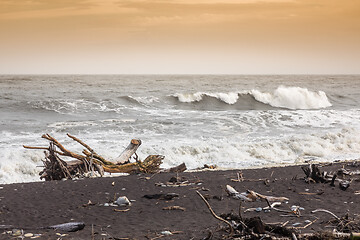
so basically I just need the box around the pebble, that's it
[111,182,115,186]
[116,196,131,206]
[122,188,126,191]
[24,233,34,237]
[304,220,311,223]
[104,203,109,207]
[161,231,172,235]
[255,207,262,212]
[292,223,301,227]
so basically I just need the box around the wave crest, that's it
[173,86,332,110]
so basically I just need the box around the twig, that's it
[114,209,130,212]
[311,209,340,221]
[196,190,234,236]
[295,218,318,229]
[238,200,243,221]
[292,232,298,240]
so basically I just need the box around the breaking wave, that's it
[172,86,332,110]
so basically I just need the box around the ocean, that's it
[1,75,360,184]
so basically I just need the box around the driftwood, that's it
[24,133,168,180]
[113,139,142,165]
[226,185,289,202]
[301,164,353,191]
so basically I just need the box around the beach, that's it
[1,161,359,239]
[1,75,360,239]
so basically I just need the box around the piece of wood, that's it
[113,139,142,165]
[196,190,234,236]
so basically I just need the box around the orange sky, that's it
[0,0,359,74]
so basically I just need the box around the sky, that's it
[0,0,359,74]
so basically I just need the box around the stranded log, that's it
[113,139,142,165]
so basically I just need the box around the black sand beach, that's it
[1,161,360,239]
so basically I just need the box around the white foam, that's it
[173,92,239,104]
[251,86,332,110]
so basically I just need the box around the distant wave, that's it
[172,86,332,110]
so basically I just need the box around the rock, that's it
[143,193,179,200]
[339,180,351,191]
[161,231,172,235]
[24,233,34,237]
[48,222,85,232]
[115,196,131,206]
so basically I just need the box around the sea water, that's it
[1,75,360,183]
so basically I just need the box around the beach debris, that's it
[160,230,172,235]
[312,209,340,221]
[24,233,34,237]
[302,164,327,183]
[82,200,95,207]
[196,190,234,236]
[143,193,179,200]
[114,208,130,212]
[48,222,85,232]
[0,225,14,230]
[55,233,68,237]
[225,185,289,202]
[155,176,202,187]
[24,134,166,180]
[162,206,186,211]
[339,180,351,190]
[115,196,131,206]
[11,229,22,236]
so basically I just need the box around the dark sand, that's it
[1,161,360,239]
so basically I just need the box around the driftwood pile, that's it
[24,133,185,181]
[301,163,358,191]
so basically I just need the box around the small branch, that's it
[295,218,318,229]
[311,209,340,221]
[196,190,234,236]
[67,133,94,153]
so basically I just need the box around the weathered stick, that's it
[311,209,340,221]
[113,139,142,165]
[196,190,234,236]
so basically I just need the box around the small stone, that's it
[24,233,34,237]
[115,196,131,206]
[304,220,311,223]
[255,207,262,212]
[111,182,115,186]
[161,231,172,235]
[121,188,126,191]
[292,223,301,227]
[104,203,109,207]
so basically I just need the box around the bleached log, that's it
[113,139,142,165]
